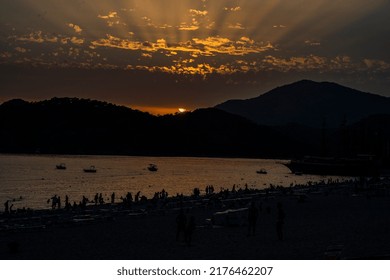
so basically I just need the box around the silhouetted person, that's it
[94,193,99,205]
[176,209,187,242]
[82,196,88,208]
[65,195,70,210]
[4,200,9,214]
[51,195,57,209]
[135,191,141,203]
[247,201,259,236]
[276,202,285,241]
[111,192,115,204]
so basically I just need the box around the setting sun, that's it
[178,108,187,113]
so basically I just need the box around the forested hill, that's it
[0,97,305,158]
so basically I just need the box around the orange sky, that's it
[1,0,390,112]
[131,106,188,115]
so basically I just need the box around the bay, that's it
[0,154,340,210]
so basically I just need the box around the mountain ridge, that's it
[0,97,304,158]
[216,80,390,128]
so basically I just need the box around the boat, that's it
[256,169,267,174]
[283,155,380,176]
[56,163,66,170]
[147,164,158,172]
[83,166,97,173]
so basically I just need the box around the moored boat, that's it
[283,155,380,176]
[83,165,97,173]
[147,164,158,172]
[56,163,66,170]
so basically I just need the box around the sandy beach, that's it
[1,180,390,260]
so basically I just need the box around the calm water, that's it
[0,154,339,210]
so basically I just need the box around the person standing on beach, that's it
[4,200,9,214]
[276,202,285,241]
[51,195,58,209]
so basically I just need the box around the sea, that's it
[0,154,344,210]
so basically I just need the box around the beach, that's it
[1,180,390,260]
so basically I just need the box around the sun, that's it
[178,108,187,113]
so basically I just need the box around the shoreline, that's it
[2,178,390,260]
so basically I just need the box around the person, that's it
[51,195,58,209]
[4,200,9,214]
[111,192,115,204]
[65,195,70,210]
[276,202,285,241]
[247,201,259,236]
[176,208,187,242]
[94,193,99,205]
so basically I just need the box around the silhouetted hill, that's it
[155,108,304,157]
[216,80,390,128]
[335,114,390,162]
[0,97,304,158]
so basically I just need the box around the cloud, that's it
[70,37,85,45]
[14,31,58,44]
[0,52,12,58]
[15,47,28,53]
[91,35,275,57]
[141,16,172,29]
[363,59,390,70]
[224,7,241,12]
[68,23,82,34]
[12,30,84,47]
[141,53,152,58]
[228,23,245,30]
[304,40,321,46]
[132,63,217,77]
[189,9,208,16]
[179,22,199,31]
[98,11,118,19]
[262,55,328,71]
[258,54,390,74]
[98,11,125,27]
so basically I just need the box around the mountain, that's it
[0,97,304,158]
[216,80,390,128]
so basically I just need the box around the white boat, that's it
[83,165,97,173]
[147,164,158,172]
[56,163,66,170]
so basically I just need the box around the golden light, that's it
[178,108,187,113]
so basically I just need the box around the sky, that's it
[1,0,390,114]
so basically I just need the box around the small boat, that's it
[56,163,67,170]
[83,166,97,173]
[283,155,380,176]
[147,164,158,172]
[256,169,267,174]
